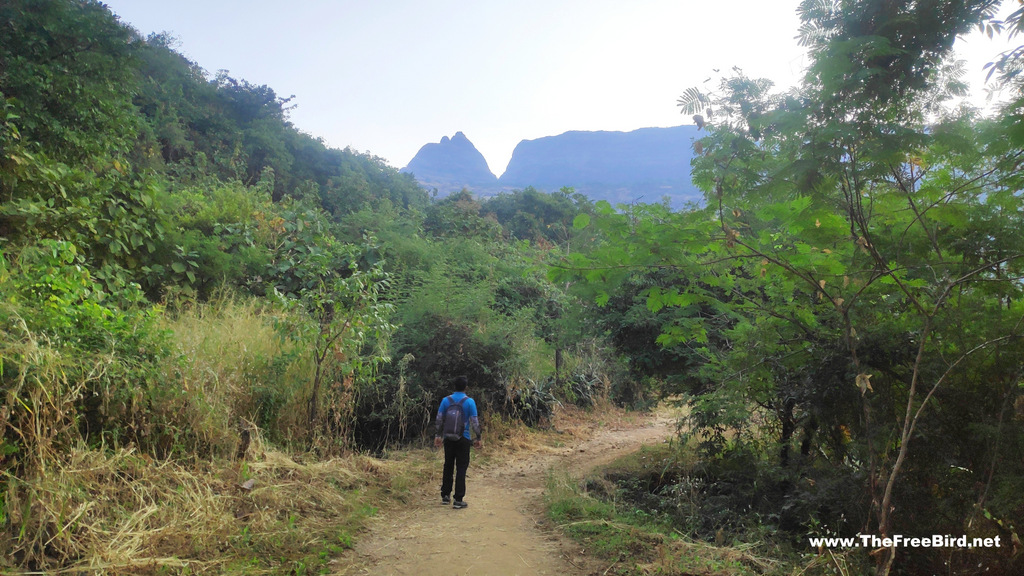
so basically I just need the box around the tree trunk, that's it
[308,360,323,442]
[555,348,563,389]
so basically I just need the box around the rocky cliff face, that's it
[401,132,496,195]
[499,125,700,207]
[402,125,702,207]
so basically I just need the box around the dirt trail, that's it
[335,411,676,576]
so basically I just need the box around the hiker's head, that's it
[453,376,468,392]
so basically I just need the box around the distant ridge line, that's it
[402,125,702,208]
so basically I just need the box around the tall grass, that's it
[157,292,311,451]
[0,286,404,573]
[4,439,409,575]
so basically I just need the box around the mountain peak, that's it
[404,126,703,207]
[402,132,496,196]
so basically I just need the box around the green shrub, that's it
[0,240,172,469]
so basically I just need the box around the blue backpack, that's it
[441,396,468,441]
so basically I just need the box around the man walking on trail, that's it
[434,376,482,509]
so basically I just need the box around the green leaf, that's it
[572,214,591,230]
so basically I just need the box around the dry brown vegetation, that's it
[1,294,419,575]
[2,401,643,575]
[2,429,433,575]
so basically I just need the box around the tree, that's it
[267,202,393,449]
[0,0,142,161]
[561,1,1024,572]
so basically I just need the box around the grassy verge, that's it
[2,435,433,576]
[543,443,785,576]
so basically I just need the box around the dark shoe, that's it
[452,500,468,509]
[441,495,451,505]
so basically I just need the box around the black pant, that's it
[441,437,472,501]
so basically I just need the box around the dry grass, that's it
[552,399,682,443]
[637,537,783,576]
[158,295,311,451]
[1,292,426,575]
[1,382,672,575]
[2,435,405,575]
[479,402,611,462]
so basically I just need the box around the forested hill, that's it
[1,0,428,224]
[0,0,438,301]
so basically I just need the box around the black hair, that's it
[453,375,468,391]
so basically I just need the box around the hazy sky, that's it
[102,0,1013,176]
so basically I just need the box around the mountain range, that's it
[401,126,702,207]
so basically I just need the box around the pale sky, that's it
[102,1,1015,177]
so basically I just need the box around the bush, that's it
[0,241,172,468]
